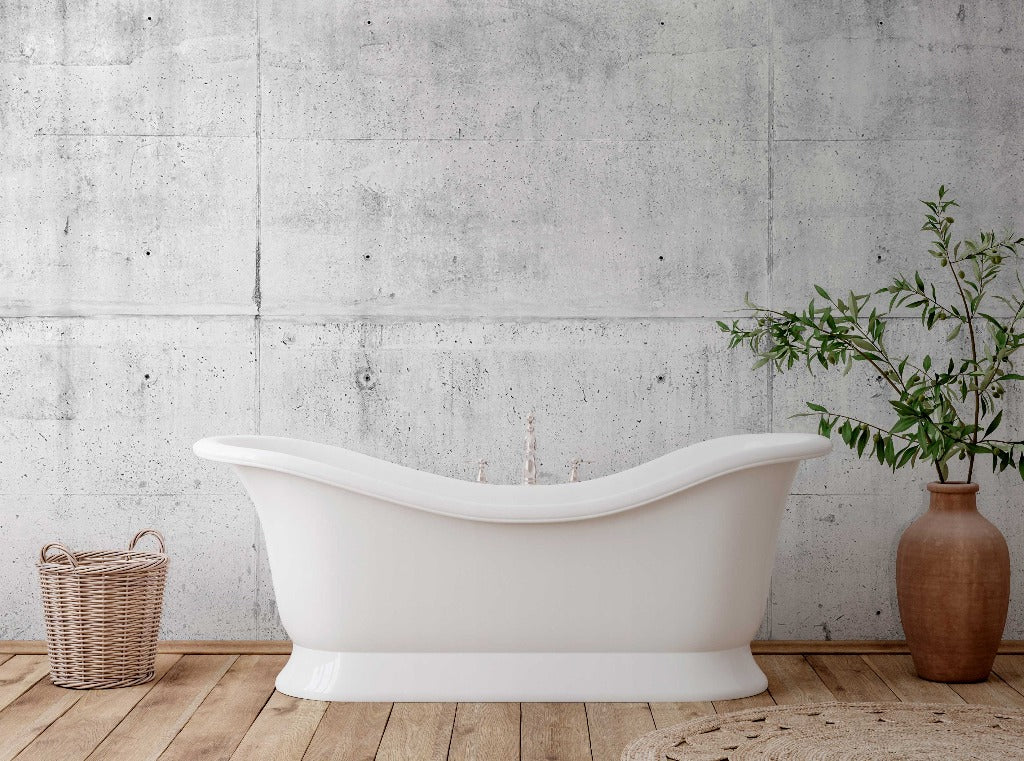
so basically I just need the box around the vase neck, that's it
[926,482,979,512]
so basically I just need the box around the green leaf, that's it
[857,426,870,457]
[891,418,915,434]
[896,446,917,468]
[806,402,827,413]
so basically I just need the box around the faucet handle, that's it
[472,459,489,483]
[566,458,594,483]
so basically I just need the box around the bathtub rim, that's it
[194,432,829,524]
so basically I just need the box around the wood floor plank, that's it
[756,655,835,704]
[712,690,775,714]
[85,654,236,761]
[862,655,964,703]
[0,657,51,713]
[228,691,328,761]
[158,641,292,655]
[302,702,392,761]
[158,655,286,761]
[448,703,519,761]
[521,703,591,761]
[585,703,654,761]
[0,656,12,669]
[373,702,455,761]
[13,655,180,761]
[806,655,898,702]
[949,674,1024,707]
[647,702,715,729]
[0,677,82,761]
[993,655,1024,698]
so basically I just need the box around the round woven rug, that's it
[622,702,1024,760]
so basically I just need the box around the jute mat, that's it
[622,702,1024,760]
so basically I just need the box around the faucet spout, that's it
[523,413,537,485]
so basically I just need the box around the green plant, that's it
[720,187,1024,483]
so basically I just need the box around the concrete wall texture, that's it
[0,0,1021,641]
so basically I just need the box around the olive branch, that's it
[720,186,1024,483]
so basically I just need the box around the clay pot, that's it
[896,482,1010,682]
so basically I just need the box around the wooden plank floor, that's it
[0,653,1022,760]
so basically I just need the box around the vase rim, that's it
[926,481,980,494]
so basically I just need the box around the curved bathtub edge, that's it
[194,433,832,524]
[275,646,768,702]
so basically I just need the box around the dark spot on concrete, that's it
[144,373,150,380]
[658,255,664,261]
[355,367,378,390]
[366,19,371,24]
[145,250,151,256]
[55,389,74,420]
[147,15,152,21]
[659,21,665,25]
[876,610,882,615]
[877,20,883,26]
[363,253,371,260]
[656,374,666,383]
[63,216,70,235]
[876,254,883,262]
[956,3,966,22]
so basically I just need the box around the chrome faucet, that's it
[567,458,593,483]
[474,459,489,483]
[523,413,537,485]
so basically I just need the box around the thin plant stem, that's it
[949,264,979,482]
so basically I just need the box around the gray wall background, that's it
[1,0,1022,640]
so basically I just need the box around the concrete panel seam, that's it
[254,0,263,634]
[766,0,776,640]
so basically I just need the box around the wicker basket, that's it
[37,529,168,689]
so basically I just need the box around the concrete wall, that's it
[0,0,1021,640]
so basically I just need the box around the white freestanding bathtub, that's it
[194,432,830,701]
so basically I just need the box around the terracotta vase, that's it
[896,482,1010,682]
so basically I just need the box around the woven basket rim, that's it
[38,549,168,574]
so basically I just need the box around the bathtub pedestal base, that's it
[276,645,767,701]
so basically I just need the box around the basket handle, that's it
[39,543,78,566]
[128,529,166,554]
